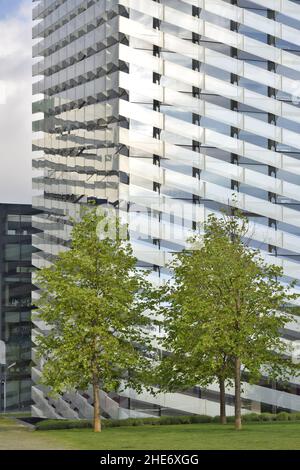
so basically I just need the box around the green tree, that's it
[35,207,153,432]
[158,211,299,430]
[156,348,234,425]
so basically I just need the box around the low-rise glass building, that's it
[0,204,38,412]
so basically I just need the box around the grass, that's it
[38,421,300,450]
[1,416,300,450]
[0,416,71,450]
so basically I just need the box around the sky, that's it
[0,0,32,204]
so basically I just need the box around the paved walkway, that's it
[0,417,69,450]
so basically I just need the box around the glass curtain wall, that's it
[32,0,300,418]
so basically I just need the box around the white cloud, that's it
[0,0,32,204]
[0,81,6,104]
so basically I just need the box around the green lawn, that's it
[1,416,300,450]
[41,422,300,450]
[0,417,70,450]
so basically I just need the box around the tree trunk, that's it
[234,357,242,430]
[93,382,101,433]
[219,378,227,424]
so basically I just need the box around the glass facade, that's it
[32,0,300,418]
[0,204,38,412]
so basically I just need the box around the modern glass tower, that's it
[32,0,300,418]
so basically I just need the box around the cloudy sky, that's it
[0,0,32,204]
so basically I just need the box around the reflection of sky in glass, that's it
[0,0,23,17]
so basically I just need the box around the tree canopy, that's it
[35,207,154,431]
[157,211,300,428]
